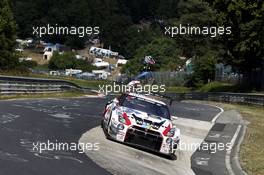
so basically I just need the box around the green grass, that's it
[165,82,243,93]
[0,91,91,100]
[69,79,109,88]
[198,82,239,92]
[34,64,49,71]
[198,81,264,94]
[166,86,191,93]
[27,73,109,88]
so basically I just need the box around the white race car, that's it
[101,93,180,158]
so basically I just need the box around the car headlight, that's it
[152,122,160,130]
[117,124,125,130]
[135,118,143,125]
[118,112,131,126]
[167,128,176,137]
[166,138,173,144]
[118,115,126,124]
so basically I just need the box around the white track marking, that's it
[225,125,242,175]
[210,105,224,123]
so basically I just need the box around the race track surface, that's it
[0,97,221,175]
[0,98,110,175]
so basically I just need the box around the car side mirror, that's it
[113,98,119,105]
[171,116,178,120]
[106,100,112,106]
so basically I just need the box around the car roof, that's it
[127,93,166,105]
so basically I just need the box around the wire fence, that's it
[152,71,187,86]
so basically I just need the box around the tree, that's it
[205,0,264,89]
[0,0,18,70]
[48,52,95,72]
[48,52,76,70]
[191,51,217,85]
[122,37,184,75]
[167,0,219,58]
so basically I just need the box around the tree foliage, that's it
[123,0,220,80]
[205,0,263,71]
[48,52,95,71]
[8,0,264,89]
[122,37,184,75]
[0,0,18,70]
[204,0,264,88]
[191,51,217,85]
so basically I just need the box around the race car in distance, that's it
[101,93,180,158]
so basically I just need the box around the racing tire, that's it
[101,119,104,128]
[169,153,177,160]
[102,112,112,140]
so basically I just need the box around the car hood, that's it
[116,106,172,131]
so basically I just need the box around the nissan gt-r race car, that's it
[101,92,180,158]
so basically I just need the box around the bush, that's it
[48,52,96,72]
[20,60,38,68]
[198,82,238,92]
[192,52,217,84]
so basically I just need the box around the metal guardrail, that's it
[0,75,263,106]
[0,75,92,95]
[164,92,264,107]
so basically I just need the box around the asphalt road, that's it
[0,97,111,175]
[0,97,221,175]
[170,101,221,122]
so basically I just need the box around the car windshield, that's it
[121,95,171,119]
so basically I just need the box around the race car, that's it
[101,92,180,158]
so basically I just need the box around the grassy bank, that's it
[166,86,192,93]
[198,82,239,92]
[166,82,244,93]
[0,91,89,100]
